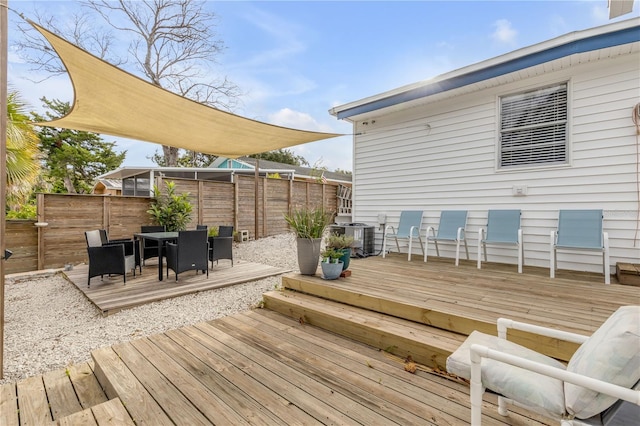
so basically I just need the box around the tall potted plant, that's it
[284,207,333,275]
[147,181,193,231]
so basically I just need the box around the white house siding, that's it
[351,51,640,275]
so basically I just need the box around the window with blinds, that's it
[499,83,568,168]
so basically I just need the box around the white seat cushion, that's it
[447,330,567,417]
[565,306,640,419]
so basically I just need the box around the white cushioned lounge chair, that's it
[447,306,640,425]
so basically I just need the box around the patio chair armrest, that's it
[426,226,436,239]
[384,225,396,235]
[457,227,465,241]
[104,239,135,256]
[470,344,640,405]
[497,317,589,344]
[409,225,420,237]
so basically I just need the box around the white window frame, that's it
[498,82,569,169]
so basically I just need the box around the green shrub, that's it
[6,204,37,219]
[147,181,193,231]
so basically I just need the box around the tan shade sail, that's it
[31,22,342,158]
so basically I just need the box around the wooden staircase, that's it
[0,362,135,425]
[263,288,465,370]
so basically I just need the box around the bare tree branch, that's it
[14,8,124,80]
[15,0,242,166]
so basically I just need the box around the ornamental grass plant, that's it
[284,207,333,239]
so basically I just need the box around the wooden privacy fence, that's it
[4,175,339,274]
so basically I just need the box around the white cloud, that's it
[265,108,352,171]
[268,108,334,133]
[491,19,518,45]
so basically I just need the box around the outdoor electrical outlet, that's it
[512,185,528,196]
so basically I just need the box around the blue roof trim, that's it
[337,25,640,120]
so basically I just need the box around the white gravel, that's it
[0,233,299,385]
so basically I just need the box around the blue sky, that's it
[7,1,638,172]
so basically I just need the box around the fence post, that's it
[198,180,204,225]
[37,193,45,270]
[262,177,268,237]
[234,179,239,235]
[288,179,293,215]
[103,196,110,232]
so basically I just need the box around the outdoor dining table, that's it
[133,231,178,281]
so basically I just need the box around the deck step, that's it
[91,346,174,425]
[282,273,499,335]
[0,362,109,426]
[56,398,135,425]
[262,289,466,370]
[281,273,582,361]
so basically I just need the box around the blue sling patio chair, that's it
[550,209,610,284]
[477,209,523,273]
[425,210,469,266]
[382,210,424,261]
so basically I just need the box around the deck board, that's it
[91,347,173,425]
[149,330,290,425]
[15,375,52,425]
[0,382,19,426]
[64,259,289,315]
[90,398,136,426]
[42,369,83,421]
[66,363,108,410]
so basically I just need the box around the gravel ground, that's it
[0,232,299,385]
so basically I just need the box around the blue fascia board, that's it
[337,26,640,120]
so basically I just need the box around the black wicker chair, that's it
[140,225,166,265]
[99,229,142,273]
[165,230,209,281]
[209,225,234,268]
[85,230,137,287]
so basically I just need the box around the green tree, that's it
[249,149,309,166]
[6,91,41,212]
[149,148,309,168]
[150,149,217,168]
[32,97,126,194]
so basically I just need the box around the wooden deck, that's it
[64,259,290,316]
[1,254,638,425]
[2,310,554,425]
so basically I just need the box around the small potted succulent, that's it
[320,247,344,280]
[325,233,355,271]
